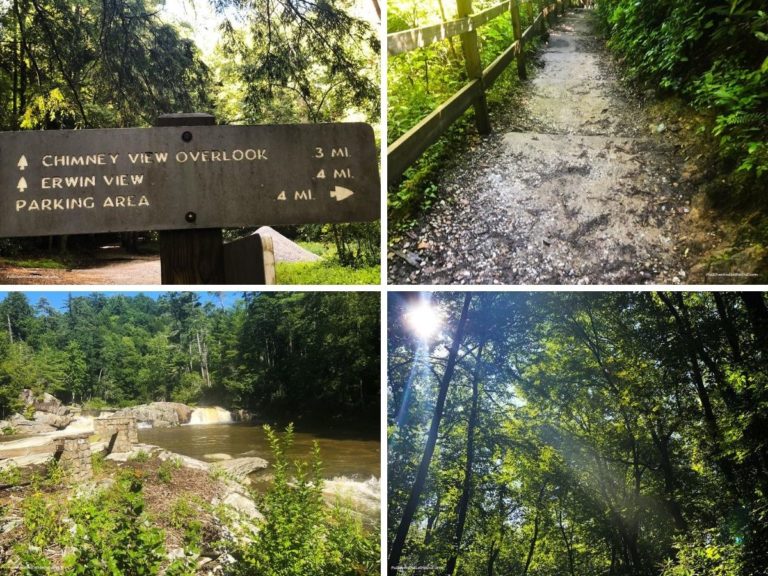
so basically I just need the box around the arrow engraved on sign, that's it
[17,156,28,170]
[330,186,354,201]
[17,177,27,192]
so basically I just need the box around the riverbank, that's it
[0,439,380,574]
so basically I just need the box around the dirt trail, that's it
[389,9,705,285]
[0,254,161,285]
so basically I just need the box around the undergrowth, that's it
[595,0,768,203]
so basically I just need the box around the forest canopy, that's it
[388,292,768,576]
[0,291,380,432]
[0,0,380,128]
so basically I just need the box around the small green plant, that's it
[156,458,179,484]
[0,463,22,486]
[91,452,106,475]
[169,498,196,529]
[20,491,65,548]
[129,450,150,463]
[43,458,67,487]
[64,470,167,575]
[13,545,52,576]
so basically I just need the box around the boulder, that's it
[212,456,268,481]
[32,411,74,430]
[7,414,56,435]
[114,402,194,427]
[20,389,69,417]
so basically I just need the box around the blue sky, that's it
[0,291,244,311]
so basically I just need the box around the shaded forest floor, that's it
[388,9,763,285]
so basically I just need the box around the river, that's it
[137,422,380,481]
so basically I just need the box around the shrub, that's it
[64,471,166,575]
[597,0,768,188]
[230,424,379,576]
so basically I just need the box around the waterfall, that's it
[188,407,233,425]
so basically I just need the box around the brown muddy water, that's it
[138,423,380,481]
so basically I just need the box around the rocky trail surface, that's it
[389,9,719,285]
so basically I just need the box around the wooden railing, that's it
[387,0,573,186]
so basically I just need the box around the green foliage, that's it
[0,463,22,486]
[597,0,768,190]
[662,530,742,576]
[91,452,106,475]
[156,456,182,484]
[232,424,379,576]
[388,292,768,576]
[0,291,379,431]
[130,450,151,464]
[275,260,381,285]
[212,0,379,125]
[20,491,65,548]
[0,0,211,130]
[64,471,167,575]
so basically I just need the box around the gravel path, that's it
[388,9,701,285]
[0,227,320,285]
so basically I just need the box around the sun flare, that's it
[404,301,443,340]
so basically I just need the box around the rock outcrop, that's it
[212,456,268,482]
[0,390,75,434]
[114,402,193,427]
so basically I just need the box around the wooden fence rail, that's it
[388,0,574,186]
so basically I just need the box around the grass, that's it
[275,241,380,284]
[295,241,334,258]
[9,258,68,269]
[276,260,380,285]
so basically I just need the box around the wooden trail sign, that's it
[0,122,379,238]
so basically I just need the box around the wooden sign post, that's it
[156,114,224,283]
[0,115,379,283]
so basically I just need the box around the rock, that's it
[1,517,22,534]
[32,411,74,430]
[212,457,268,481]
[20,390,69,417]
[204,453,233,461]
[7,415,56,435]
[114,402,193,427]
[222,492,264,522]
[156,448,210,471]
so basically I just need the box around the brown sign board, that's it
[0,123,379,237]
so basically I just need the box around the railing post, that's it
[457,0,491,134]
[511,0,527,80]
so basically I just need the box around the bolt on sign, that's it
[0,123,379,237]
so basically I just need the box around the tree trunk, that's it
[446,338,486,575]
[740,292,768,357]
[648,425,687,531]
[522,485,547,576]
[714,293,742,363]
[388,294,473,576]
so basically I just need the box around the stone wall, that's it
[53,433,92,483]
[94,416,138,453]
